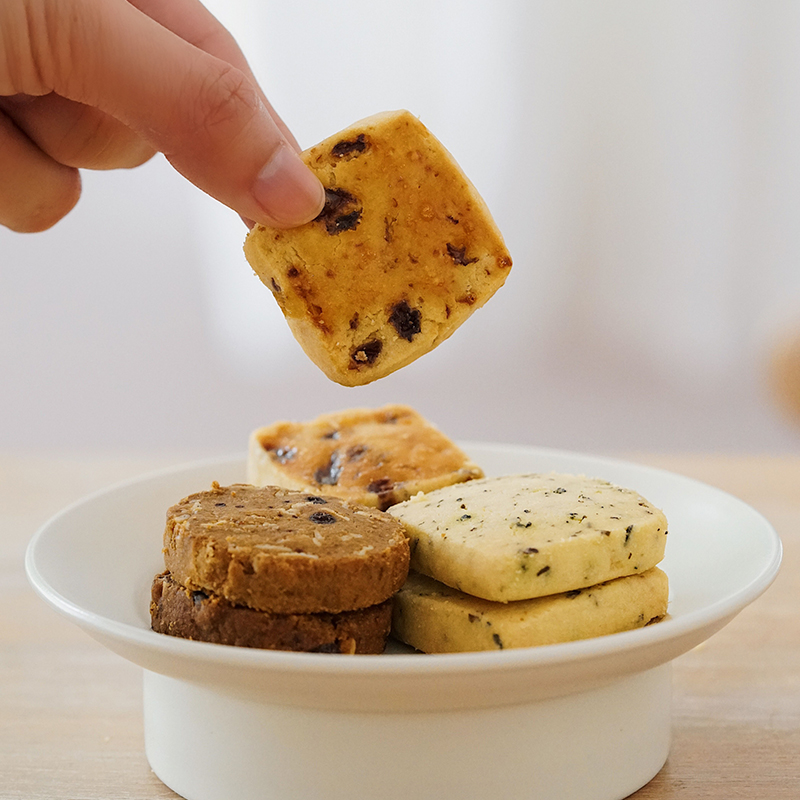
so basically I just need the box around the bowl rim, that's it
[25,442,783,682]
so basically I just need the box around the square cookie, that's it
[388,473,669,603]
[247,404,483,511]
[392,568,669,653]
[243,110,512,386]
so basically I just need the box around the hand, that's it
[0,0,325,232]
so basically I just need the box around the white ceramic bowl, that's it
[26,444,782,800]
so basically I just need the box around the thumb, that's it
[45,0,324,227]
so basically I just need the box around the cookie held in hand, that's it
[244,110,512,386]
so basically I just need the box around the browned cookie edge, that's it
[150,572,392,654]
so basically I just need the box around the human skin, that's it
[0,0,325,232]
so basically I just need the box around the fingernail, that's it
[252,144,325,227]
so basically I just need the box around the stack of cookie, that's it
[150,482,410,654]
[388,473,669,652]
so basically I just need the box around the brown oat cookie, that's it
[247,404,484,511]
[243,110,512,386]
[162,483,410,614]
[151,572,392,654]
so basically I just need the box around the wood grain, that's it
[2,453,798,798]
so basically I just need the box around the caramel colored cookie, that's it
[163,483,410,614]
[243,110,512,386]
[392,568,669,653]
[151,572,392,654]
[247,404,483,511]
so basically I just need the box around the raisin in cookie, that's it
[392,568,669,653]
[247,404,483,511]
[388,473,668,603]
[151,572,392,654]
[162,483,410,614]
[243,110,512,386]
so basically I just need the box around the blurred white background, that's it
[3,0,800,457]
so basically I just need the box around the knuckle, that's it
[190,64,260,142]
[59,113,154,170]
[54,109,116,167]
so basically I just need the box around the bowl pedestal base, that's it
[143,662,671,800]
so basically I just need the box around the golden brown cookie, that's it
[247,404,483,511]
[150,572,392,654]
[162,483,410,614]
[243,110,512,386]
[391,568,669,653]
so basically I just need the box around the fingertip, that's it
[20,171,81,232]
[250,143,325,228]
[1,167,81,233]
[0,107,82,232]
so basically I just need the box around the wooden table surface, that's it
[2,452,798,798]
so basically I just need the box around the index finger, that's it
[37,0,323,227]
[128,0,302,150]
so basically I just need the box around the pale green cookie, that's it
[392,568,669,653]
[388,473,668,602]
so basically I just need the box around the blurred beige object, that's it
[767,326,800,423]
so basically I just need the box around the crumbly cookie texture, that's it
[162,483,410,614]
[150,572,392,654]
[247,404,483,511]
[388,473,668,603]
[392,568,669,653]
[243,109,512,386]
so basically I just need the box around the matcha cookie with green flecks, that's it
[388,473,668,602]
[392,567,668,653]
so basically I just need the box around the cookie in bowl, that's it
[392,568,668,653]
[388,472,669,652]
[151,572,393,654]
[247,404,483,510]
[151,482,410,653]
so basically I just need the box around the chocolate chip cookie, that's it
[247,404,483,510]
[243,110,512,386]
